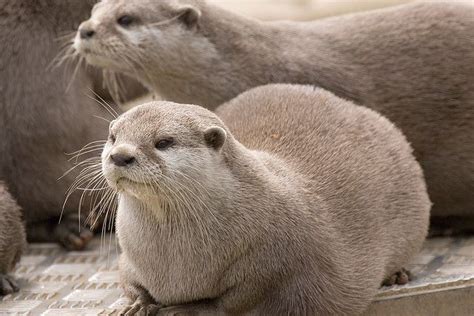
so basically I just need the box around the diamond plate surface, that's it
[1,236,473,315]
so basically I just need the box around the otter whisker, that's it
[86,88,119,119]
[87,185,115,229]
[66,55,84,92]
[63,170,100,210]
[97,188,118,258]
[67,147,105,163]
[76,187,109,191]
[62,167,102,206]
[66,144,106,156]
[61,164,103,221]
[55,31,77,43]
[48,44,77,71]
[59,157,102,180]
[103,70,121,104]
[66,140,107,155]
[94,115,112,123]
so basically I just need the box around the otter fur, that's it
[0,0,123,249]
[101,84,430,315]
[0,182,26,296]
[75,0,474,220]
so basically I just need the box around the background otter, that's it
[0,182,26,296]
[75,0,474,222]
[101,84,430,315]
[0,0,136,250]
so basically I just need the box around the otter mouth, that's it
[117,177,144,187]
[75,43,114,68]
[115,177,159,199]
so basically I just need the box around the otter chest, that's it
[117,200,227,305]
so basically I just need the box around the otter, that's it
[74,0,474,221]
[100,84,430,315]
[0,182,26,296]
[0,0,126,250]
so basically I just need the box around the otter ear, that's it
[204,126,226,151]
[176,5,201,28]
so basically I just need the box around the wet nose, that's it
[110,153,135,167]
[79,28,95,39]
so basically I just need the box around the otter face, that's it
[74,0,203,76]
[101,101,227,202]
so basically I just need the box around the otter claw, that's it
[120,298,161,316]
[383,268,412,286]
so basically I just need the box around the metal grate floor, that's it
[1,236,474,315]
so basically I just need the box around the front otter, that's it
[102,84,430,315]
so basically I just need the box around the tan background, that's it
[208,0,415,20]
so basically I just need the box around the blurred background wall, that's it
[208,0,416,20]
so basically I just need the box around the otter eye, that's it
[117,15,135,27]
[155,138,174,150]
[109,134,116,144]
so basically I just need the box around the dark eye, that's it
[117,15,135,27]
[109,134,116,144]
[155,138,174,150]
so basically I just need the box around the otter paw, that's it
[119,298,161,316]
[55,219,94,251]
[0,274,19,296]
[383,268,412,286]
[156,303,218,316]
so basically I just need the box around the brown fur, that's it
[76,0,474,219]
[102,84,430,315]
[0,0,122,249]
[0,182,26,296]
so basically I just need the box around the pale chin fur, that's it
[102,165,155,200]
[74,37,119,70]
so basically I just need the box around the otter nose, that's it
[110,153,135,167]
[79,28,95,39]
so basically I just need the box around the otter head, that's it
[102,101,228,206]
[74,0,209,81]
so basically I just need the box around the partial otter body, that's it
[0,0,123,249]
[102,85,430,315]
[0,182,26,296]
[76,0,474,219]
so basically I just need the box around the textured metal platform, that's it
[1,236,473,315]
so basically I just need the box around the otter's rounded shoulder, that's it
[217,84,343,110]
[218,83,393,123]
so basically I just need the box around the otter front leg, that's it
[27,214,93,250]
[0,274,20,296]
[119,282,161,316]
[119,255,162,315]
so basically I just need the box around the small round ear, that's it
[176,5,201,28]
[204,126,226,151]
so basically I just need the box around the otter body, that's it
[0,182,26,296]
[76,0,474,218]
[102,85,430,315]
[0,0,118,249]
